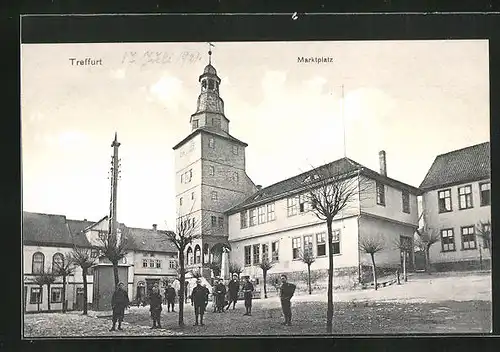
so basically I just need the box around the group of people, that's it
[108,274,296,331]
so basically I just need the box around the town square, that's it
[21,39,491,337]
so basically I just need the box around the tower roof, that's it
[203,64,217,75]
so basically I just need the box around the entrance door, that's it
[76,288,84,310]
[414,250,426,271]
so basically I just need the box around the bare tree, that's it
[299,249,316,294]
[97,226,131,288]
[52,253,76,313]
[31,269,57,312]
[158,214,201,328]
[476,220,491,270]
[415,224,440,273]
[69,247,97,315]
[258,258,273,298]
[359,236,385,290]
[296,161,371,333]
[391,236,411,283]
[229,262,243,279]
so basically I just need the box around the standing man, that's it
[149,284,163,329]
[165,283,176,313]
[110,282,130,331]
[191,278,209,326]
[225,275,240,310]
[215,278,227,313]
[242,276,254,316]
[279,274,296,326]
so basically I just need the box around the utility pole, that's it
[108,132,121,243]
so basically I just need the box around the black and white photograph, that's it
[21,36,491,337]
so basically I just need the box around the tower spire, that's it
[208,42,215,65]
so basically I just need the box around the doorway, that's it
[76,287,84,310]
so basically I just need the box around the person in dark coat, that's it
[225,275,240,310]
[242,276,254,316]
[191,278,209,326]
[214,278,227,313]
[165,283,176,312]
[149,285,163,329]
[110,282,130,331]
[279,274,296,326]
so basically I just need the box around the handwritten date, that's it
[121,51,202,67]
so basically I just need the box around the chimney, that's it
[379,150,387,176]
[152,224,157,231]
[256,185,262,190]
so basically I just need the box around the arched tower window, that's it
[52,253,64,272]
[194,245,201,264]
[201,79,207,91]
[186,247,193,266]
[32,252,45,274]
[203,244,209,264]
[208,79,214,90]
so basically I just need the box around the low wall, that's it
[431,259,491,272]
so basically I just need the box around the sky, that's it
[21,40,490,230]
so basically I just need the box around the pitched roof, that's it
[125,227,177,253]
[226,157,422,214]
[419,142,490,191]
[173,126,247,150]
[23,211,91,247]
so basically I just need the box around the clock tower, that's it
[173,48,257,279]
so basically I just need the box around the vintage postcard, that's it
[21,39,491,337]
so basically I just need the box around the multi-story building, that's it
[23,211,178,312]
[419,141,491,270]
[173,52,422,288]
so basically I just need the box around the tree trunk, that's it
[178,252,185,327]
[425,247,431,273]
[307,264,312,295]
[479,245,483,270]
[47,284,51,312]
[62,275,67,313]
[263,270,268,298]
[82,267,88,315]
[402,251,407,282]
[38,285,42,312]
[113,261,119,288]
[370,253,377,291]
[326,218,334,334]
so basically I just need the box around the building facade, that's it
[419,142,491,270]
[23,211,178,312]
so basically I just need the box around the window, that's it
[91,249,99,258]
[249,209,257,227]
[232,145,238,155]
[332,230,341,254]
[211,216,217,227]
[32,252,44,274]
[191,192,195,200]
[179,197,183,206]
[461,226,476,250]
[156,260,162,269]
[209,165,215,176]
[267,203,275,221]
[213,117,221,128]
[440,229,456,252]
[376,182,385,206]
[169,260,177,269]
[98,231,108,242]
[258,205,267,224]
[299,194,309,213]
[187,247,193,265]
[211,191,218,201]
[304,235,313,256]
[51,287,62,303]
[203,244,209,263]
[218,216,224,228]
[402,190,410,213]
[240,211,248,229]
[52,253,64,273]
[292,237,301,259]
[244,246,251,266]
[458,185,473,210]
[149,259,155,268]
[30,287,42,304]
[209,138,215,149]
[253,244,260,265]
[193,119,199,128]
[287,197,298,217]
[438,189,452,213]
[271,241,279,262]
[262,244,269,262]
[316,233,326,256]
[480,182,491,206]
